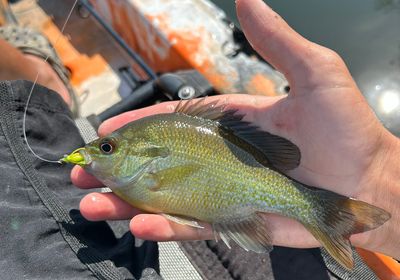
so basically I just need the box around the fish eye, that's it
[99,139,116,155]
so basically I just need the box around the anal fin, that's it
[213,213,272,253]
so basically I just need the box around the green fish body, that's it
[64,100,390,270]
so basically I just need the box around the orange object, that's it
[247,73,280,97]
[357,248,400,280]
[41,19,107,87]
[90,0,288,96]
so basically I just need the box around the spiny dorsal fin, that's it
[213,213,272,253]
[175,98,236,121]
[175,98,301,171]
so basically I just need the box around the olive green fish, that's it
[63,99,390,270]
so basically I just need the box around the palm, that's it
[269,80,382,197]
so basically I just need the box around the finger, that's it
[79,192,141,221]
[130,212,320,248]
[80,194,364,250]
[71,166,103,189]
[236,0,311,78]
[98,94,281,137]
[78,192,320,248]
[236,0,350,86]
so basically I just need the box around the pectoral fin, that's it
[213,213,272,253]
[162,214,204,229]
[145,163,200,192]
[113,146,170,189]
[109,157,158,189]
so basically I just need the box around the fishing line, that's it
[22,0,79,164]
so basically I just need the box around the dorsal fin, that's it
[175,98,301,171]
[175,98,236,121]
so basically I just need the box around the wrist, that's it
[352,129,400,256]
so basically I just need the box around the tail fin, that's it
[304,190,390,270]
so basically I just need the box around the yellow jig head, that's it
[60,148,86,166]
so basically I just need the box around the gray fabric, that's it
[159,242,203,280]
[0,80,161,280]
[75,117,100,143]
[179,240,378,279]
[322,248,378,280]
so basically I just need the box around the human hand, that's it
[71,0,400,258]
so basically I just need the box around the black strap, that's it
[0,81,125,280]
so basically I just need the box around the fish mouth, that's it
[60,147,92,166]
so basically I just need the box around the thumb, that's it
[236,0,351,88]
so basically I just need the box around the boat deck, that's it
[7,0,132,117]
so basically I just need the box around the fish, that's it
[62,99,390,270]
